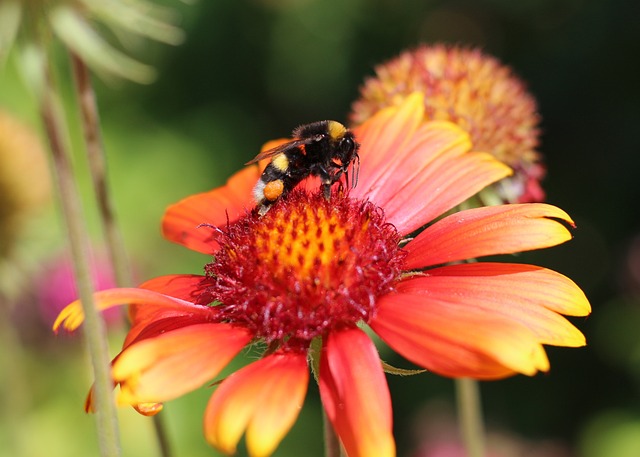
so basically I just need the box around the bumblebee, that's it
[246,120,360,214]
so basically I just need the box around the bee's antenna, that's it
[343,165,350,190]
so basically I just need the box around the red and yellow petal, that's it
[371,293,550,379]
[139,274,209,301]
[422,262,591,317]
[124,313,213,349]
[53,287,205,333]
[396,263,590,346]
[204,352,308,457]
[113,323,251,405]
[128,274,215,339]
[351,92,425,190]
[319,328,395,457]
[85,383,166,416]
[354,120,467,203]
[382,151,511,235]
[162,165,260,255]
[351,93,511,234]
[404,203,575,269]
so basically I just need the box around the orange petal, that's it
[396,263,589,347]
[134,402,164,416]
[85,381,164,416]
[371,293,550,379]
[383,151,511,235]
[127,274,215,343]
[113,323,251,405]
[53,287,204,333]
[354,120,468,203]
[351,92,425,188]
[404,203,575,269]
[139,274,209,302]
[353,114,510,235]
[162,165,260,254]
[319,328,395,457]
[204,352,308,457]
[124,312,213,349]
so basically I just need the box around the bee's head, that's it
[326,122,360,190]
[327,121,360,164]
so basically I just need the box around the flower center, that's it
[203,189,405,349]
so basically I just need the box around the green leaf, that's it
[84,0,185,46]
[0,0,21,61]
[381,360,426,376]
[49,6,156,84]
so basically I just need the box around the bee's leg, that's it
[322,181,332,200]
[317,165,334,200]
[257,203,271,216]
[340,166,350,190]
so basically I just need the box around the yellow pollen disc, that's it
[327,121,347,140]
[263,180,284,201]
[207,190,404,343]
[255,205,348,282]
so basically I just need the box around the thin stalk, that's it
[455,378,486,457]
[69,53,132,289]
[69,53,172,457]
[323,409,342,457]
[41,57,121,457]
[0,292,29,456]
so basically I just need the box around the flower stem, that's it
[323,409,342,457]
[69,53,132,289]
[0,292,29,456]
[69,53,173,457]
[40,56,121,457]
[455,378,486,457]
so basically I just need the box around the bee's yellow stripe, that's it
[272,153,289,172]
[327,121,347,140]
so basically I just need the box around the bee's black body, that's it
[247,120,360,214]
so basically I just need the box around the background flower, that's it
[350,44,544,204]
[0,110,50,260]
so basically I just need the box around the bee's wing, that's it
[245,138,311,165]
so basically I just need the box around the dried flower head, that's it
[0,0,184,84]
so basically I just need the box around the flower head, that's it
[0,110,50,259]
[55,93,590,457]
[350,44,545,203]
[202,191,404,348]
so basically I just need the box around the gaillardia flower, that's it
[350,44,545,204]
[55,94,590,457]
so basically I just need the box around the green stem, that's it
[69,53,132,289]
[69,53,172,457]
[0,292,29,456]
[41,56,121,457]
[455,378,486,457]
[323,409,342,457]
[311,339,342,457]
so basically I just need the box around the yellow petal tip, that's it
[52,301,84,332]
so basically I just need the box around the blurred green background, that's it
[1,0,639,456]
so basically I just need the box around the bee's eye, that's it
[340,137,355,156]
